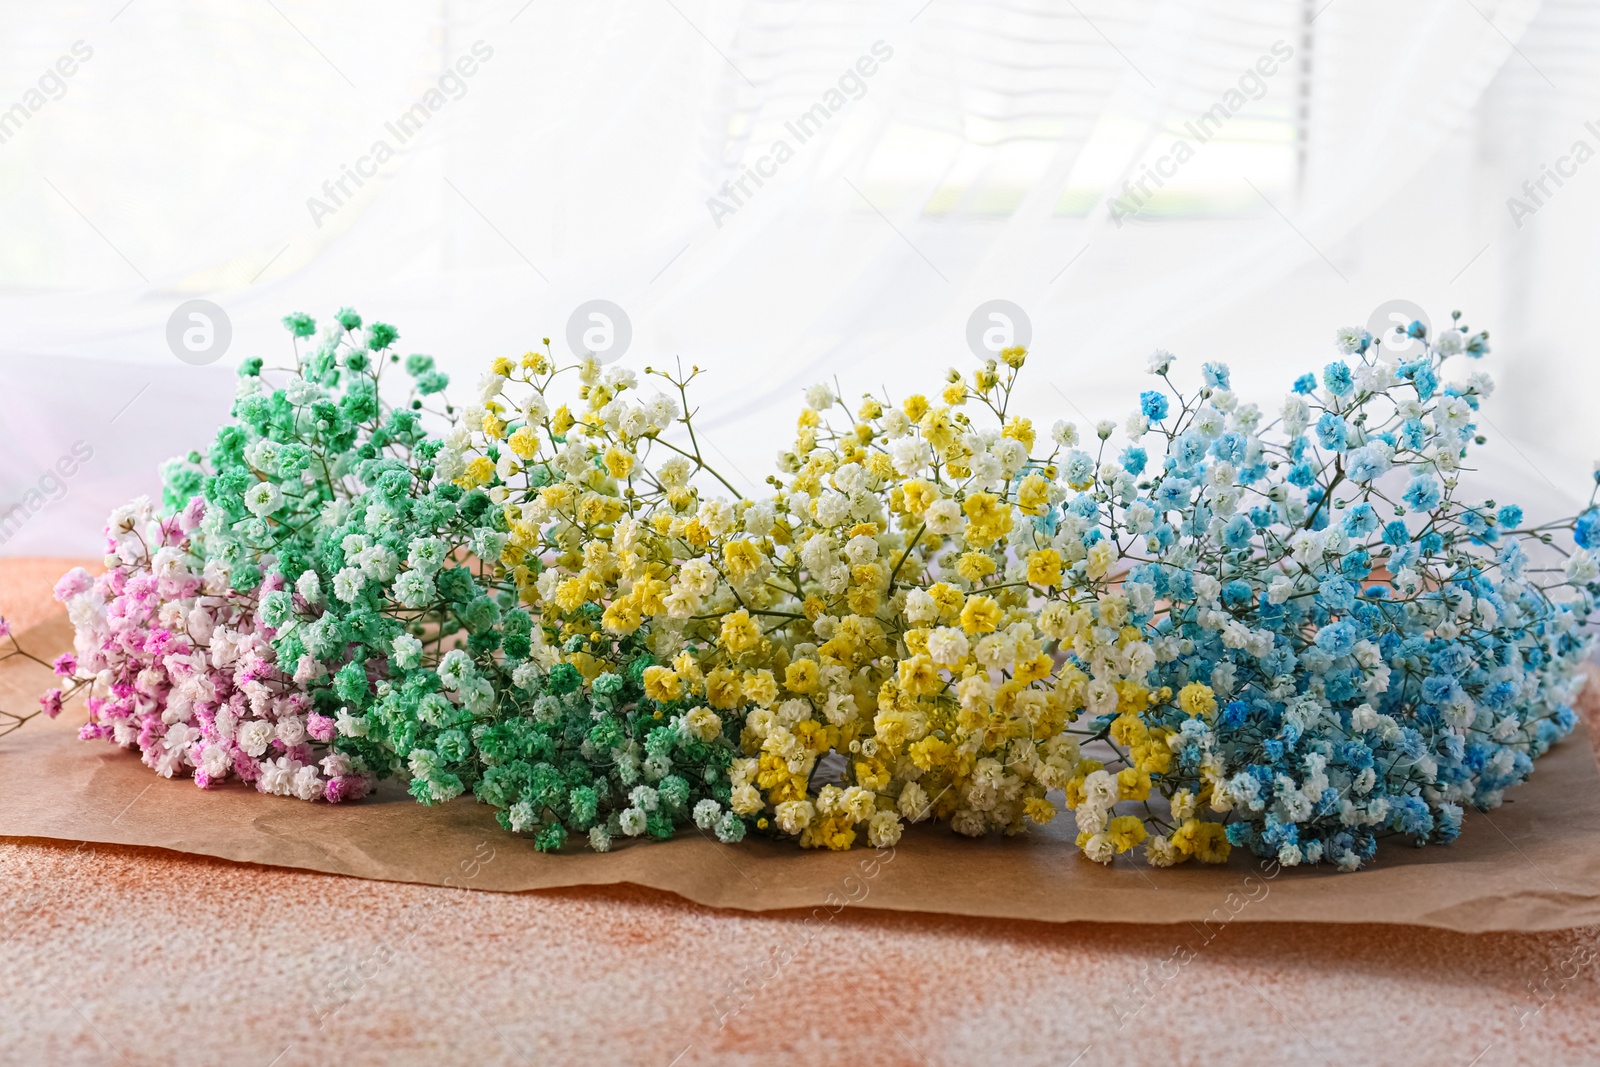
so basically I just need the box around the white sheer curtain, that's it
[2,0,1595,555]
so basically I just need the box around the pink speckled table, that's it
[2,559,1598,1067]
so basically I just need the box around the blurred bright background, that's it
[2,0,1598,554]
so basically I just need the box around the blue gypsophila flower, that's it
[1140,389,1170,422]
[1422,674,1461,705]
[1202,362,1231,389]
[1211,432,1247,466]
[1576,508,1600,550]
[1343,502,1379,537]
[1317,577,1356,612]
[1402,475,1443,512]
[1314,621,1358,658]
[1171,433,1206,469]
[1222,514,1254,550]
[1346,446,1390,483]
[1315,411,1350,451]
[1063,450,1094,486]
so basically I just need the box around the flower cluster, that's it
[48,309,442,801]
[45,308,1600,872]
[260,348,753,852]
[48,504,366,798]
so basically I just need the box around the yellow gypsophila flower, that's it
[1178,681,1218,719]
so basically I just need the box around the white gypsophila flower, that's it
[291,764,323,801]
[743,500,776,538]
[678,558,717,597]
[295,569,322,604]
[868,811,903,848]
[1083,769,1119,811]
[477,372,506,401]
[1191,405,1225,438]
[1567,551,1598,585]
[244,439,281,474]
[511,662,541,691]
[332,567,365,603]
[832,462,866,495]
[693,799,721,830]
[394,570,435,609]
[392,633,424,669]
[814,491,850,527]
[237,719,274,758]
[924,498,963,536]
[891,437,932,476]
[843,534,879,566]
[774,799,816,834]
[1334,326,1367,354]
[804,383,836,410]
[654,456,691,491]
[926,626,969,667]
[199,743,231,779]
[276,716,306,746]
[258,756,299,796]
[243,482,284,518]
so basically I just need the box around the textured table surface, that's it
[2,557,1598,1067]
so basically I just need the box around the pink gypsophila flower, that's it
[53,567,95,602]
[60,494,354,806]
[324,775,373,803]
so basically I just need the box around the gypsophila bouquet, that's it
[269,348,752,851]
[1033,319,1595,870]
[44,307,1600,871]
[51,309,450,800]
[441,313,1596,866]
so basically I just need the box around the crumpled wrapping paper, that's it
[5,614,1600,932]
